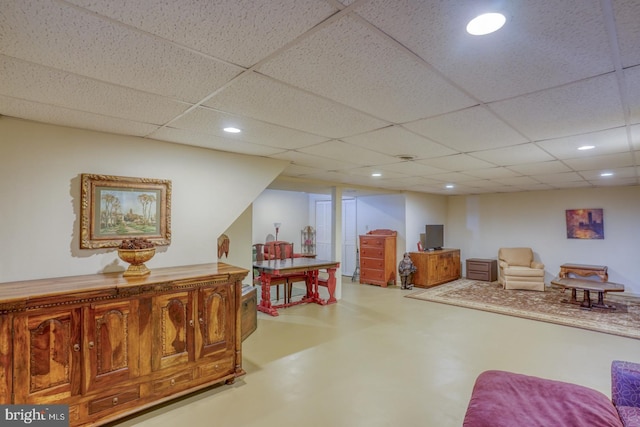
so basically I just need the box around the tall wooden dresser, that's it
[409,249,461,288]
[359,229,397,287]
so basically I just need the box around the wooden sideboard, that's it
[0,263,248,426]
[359,229,397,287]
[409,249,461,288]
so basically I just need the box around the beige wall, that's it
[0,117,287,282]
[447,187,640,295]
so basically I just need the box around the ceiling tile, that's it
[462,167,522,180]
[297,140,398,166]
[563,152,635,171]
[0,96,160,137]
[415,154,495,171]
[204,72,388,138]
[377,161,449,176]
[169,107,326,150]
[257,14,476,123]
[403,106,528,152]
[342,126,457,159]
[507,161,572,175]
[1,1,243,103]
[356,0,614,102]
[0,56,191,125]
[471,143,555,166]
[534,172,586,184]
[64,0,338,68]
[489,74,625,141]
[625,65,640,124]
[150,127,286,156]
[536,127,631,159]
[270,150,360,171]
[613,0,640,68]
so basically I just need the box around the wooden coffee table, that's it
[551,277,624,309]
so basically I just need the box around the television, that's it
[423,224,444,251]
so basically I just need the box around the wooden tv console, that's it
[0,263,248,426]
[409,249,461,288]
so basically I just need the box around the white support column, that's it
[331,186,343,300]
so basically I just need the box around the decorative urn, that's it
[117,238,156,277]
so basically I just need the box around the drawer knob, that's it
[73,344,80,352]
[112,397,118,405]
[170,379,175,386]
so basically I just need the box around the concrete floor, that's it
[110,278,639,427]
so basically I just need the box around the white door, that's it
[342,198,357,275]
[315,200,331,260]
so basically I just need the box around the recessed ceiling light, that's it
[371,173,382,177]
[578,145,595,150]
[600,172,613,177]
[445,184,455,189]
[223,127,241,133]
[466,13,506,35]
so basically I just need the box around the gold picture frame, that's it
[81,174,172,249]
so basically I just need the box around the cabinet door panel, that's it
[197,285,233,359]
[152,291,193,371]
[83,300,139,392]
[13,308,81,402]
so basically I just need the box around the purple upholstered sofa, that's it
[463,361,640,427]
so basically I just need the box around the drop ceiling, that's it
[1,0,639,195]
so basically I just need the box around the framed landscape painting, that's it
[81,174,172,249]
[565,208,604,240]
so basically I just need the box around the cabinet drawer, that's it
[361,246,384,258]
[88,387,140,415]
[467,271,490,281]
[195,356,234,379]
[361,257,384,270]
[361,269,385,282]
[152,370,193,393]
[360,236,384,247]
[467,261,490,272]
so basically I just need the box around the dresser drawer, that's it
[360,236,384,247]
[361,246,384,259]
[361,257,384,270]
[360,269,385,283]
[468,261,490,272]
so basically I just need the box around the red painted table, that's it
[253,257,340,316]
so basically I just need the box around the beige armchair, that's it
[498,247,545,291]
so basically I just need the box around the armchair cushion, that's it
[498,247,545,291]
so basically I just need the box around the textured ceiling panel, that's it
[613,0,640,68]
[403,106,528,152]
[0,96,160,137]
[489,74,625,141]
[356,0,613,102]
[0,0,243,103]
[470,143,555,166]
[0,56,190,125]
[341,126,457,159]
[257,14,477,123]
[204,72,389,138]
[168,107,327,150]
[149,127,286,156]
[64,0,338,68]
[415,154,495,171]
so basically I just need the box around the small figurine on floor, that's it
[398,252,417,290]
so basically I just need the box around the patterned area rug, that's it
[407,279,640,340]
